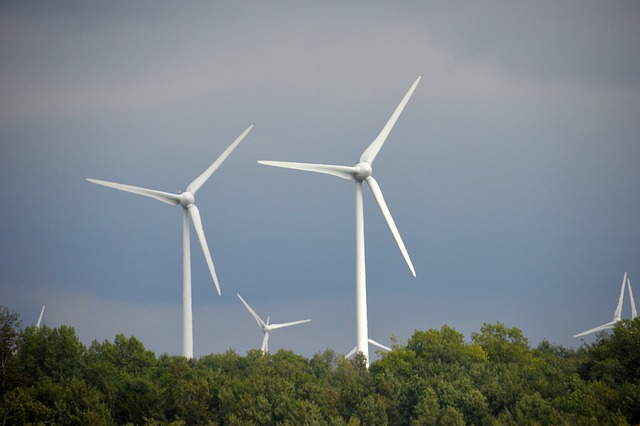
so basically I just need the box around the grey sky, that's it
[1,1,639,359]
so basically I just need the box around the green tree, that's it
[332,353,371,422]
[3,304,640,425]
[470,323,539,416]
[17,325,86,385]
[438,405,465,426]
[87,334,156,376]
[0,386,49,426]
[407,325,482,366]
[512,392,563,425]
[85,334,160,423]
[0,306,21,395]
[355,393,388,425]
[1,377,112,425]
[155,354,217,425]
[370,346,419,424]
[471,322,529,364]
[410,387,439,425]
[580,318,640,424]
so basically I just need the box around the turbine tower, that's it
[88,125,253,358]
[259,76,420,365]
[574,272,638,338]
[237,294,311,354]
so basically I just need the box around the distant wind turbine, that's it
[346,338,391,359]
[237,294,311,354]
[36,305,45,328]
[574,272,638,338]
[259,76,421,365]
[87,125,253,358]
[628,276,637,319]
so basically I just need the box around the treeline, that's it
[1,306,639,425]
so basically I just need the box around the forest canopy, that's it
[1,305,639,425]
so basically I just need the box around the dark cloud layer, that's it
[1,1,639,358]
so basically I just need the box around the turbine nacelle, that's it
[354,162,372,181]
[179,192,195,208]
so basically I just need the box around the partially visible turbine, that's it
[88,125,254,358]
[237,294,311,354]
[627,276,637,319]
[574,272,637,338]
[36,305,45,329]
[259,76,421,366]
[346,338,391,359]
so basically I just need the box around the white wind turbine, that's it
[259,76,421,365]
[88,125,253,358]
[628,275,638,320]
[237,294,311,354]
[574,272,638,338]
[36,305,45,328]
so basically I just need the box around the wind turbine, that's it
[627,275,637,320]
[574,272,637,338]
[258,76,420,365]
[346,338,391,359]
[237,294,311,354]
[36,305,45,328]
[87,125,253,358]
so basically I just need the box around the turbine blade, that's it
[346,347,358,358]
[261,332,270,353]
[258,161,356,180]
[614,272,627,321]
[36,305,45,328]
[87,178,180,205]
[359,75,422,164]
[573,321,616,338]
[366,177,416,277]
[628,277,637,319]
[237,294,267,329]
[368,338,392,352]
[269,319,311,330]
[187,124,254,194]
[188,205,221,296]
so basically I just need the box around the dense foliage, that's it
[1,306,639,425]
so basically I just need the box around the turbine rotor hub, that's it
[179,191,195,207]
[354,162,372,181]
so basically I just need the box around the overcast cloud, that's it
[1,1,639,359]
